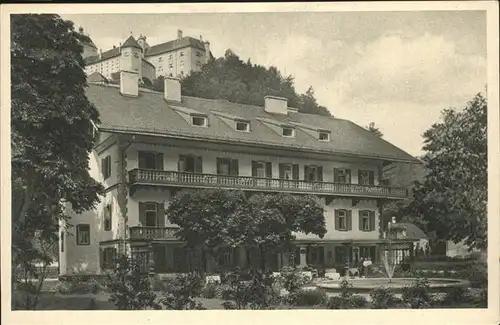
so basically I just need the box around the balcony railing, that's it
[129,226,180,241]
[128,169,408,199]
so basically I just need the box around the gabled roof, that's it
[87,71,108,84]
[84,47,120,65]
[121,35,142,50]
[85,84,419,163]
[145,37,205,57]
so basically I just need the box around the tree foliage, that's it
[11,14,104,308]
[152,49,331,116]
[166,189,326,270]
[404,93,487,250]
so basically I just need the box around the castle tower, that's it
[137,34,149,54]
[120,35,142,96]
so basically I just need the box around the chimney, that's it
[264,96,288,115]
[164,77,181,102]
[177,29,183,40]
[200,35,203,41]
[120,71,139,97]
[98,49,102,60]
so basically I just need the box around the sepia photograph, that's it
[1,2,499,324]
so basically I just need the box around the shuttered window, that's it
[216,158,239,176]
[334,210,352,231]
[252,161,272,178]
[76,224,90,245]
[178,155,203,173]
[101,155,112,180]
[334,168,351,183]
[358,170,375,185]
[104,203,112,231]
[304,165,323,182]
[279,163,299,180]
[359,210,376,231]
[138,151,164,170]
[139,202,165,227]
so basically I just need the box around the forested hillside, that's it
[151,49,331,116]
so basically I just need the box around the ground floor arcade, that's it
[99,240,416,274]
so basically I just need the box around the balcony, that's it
[128,169,408,199]
[129,226,180,241]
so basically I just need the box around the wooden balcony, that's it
[129,226,180,241]
[128,169,408,199]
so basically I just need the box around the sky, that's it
[62,11,487,156]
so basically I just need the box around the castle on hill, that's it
[81,28,212,84]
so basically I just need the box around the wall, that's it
[141,59,156,82]
[126,142,382,184]
[147,46,205,78]
[85,57,120,79]
[295,198,380,241]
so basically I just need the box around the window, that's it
[334,168,351,183]
[334,210,351,231]
[358,170,375,185]
[76,224,90,245]
[196,51,202,57]
[169,54,172,60]
[145,202,158,227]
[304,165,323,182]
[158,57,163,62]
[180,51,184,57]
[104,203,112,231]
[360,246,376,260]
[217,158,239,176]
[101,155,111,180]
[196,61,202,67]
[252,161,272,178]
[60,231,64,252]
[235,121,250,132]
[279,163,299,180]
[282,127,295,137]
[191,116,207,127]
[318,131,330,141]
[359,210,375,231]
[101,247,117,269]
[360,210,370,231]
[178,155,202,173]
[138,151,164,170]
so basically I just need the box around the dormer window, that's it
[235,121,250,132]
[318,131,330,141]
[282,127,295,137]
[191,116,207,127]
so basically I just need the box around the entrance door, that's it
[352,247,360,267]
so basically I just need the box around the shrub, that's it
[472,288,487,308]
[461,263,487,288]
[158,273,205,310]
[437,287,473,307]
[105,255,160,310]
[325,279,368,309]
[221,269,278,309]
[278,266,308,293]
[288,289,328,307]
[401,278,434,309]
[201,282,220,299]
[370,287,400,309]
[56,277,102,295]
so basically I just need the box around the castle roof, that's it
[86,84,418,163]
[145,36,205,57]
[121,35,142,50]
[87,71,108,84]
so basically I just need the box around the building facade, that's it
[83,30,211,82]
[59,67,419,276]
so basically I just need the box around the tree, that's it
[165,49,332,116]
[11,14,104,309]
[366,122,383,137]
[166,189,327,273]
[406,93,487,250]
